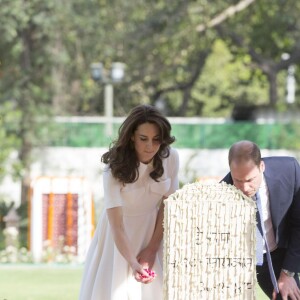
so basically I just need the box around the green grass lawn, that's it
[0,264,84,300]
[0,264,268,300]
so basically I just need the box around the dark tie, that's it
[255,192,279,294]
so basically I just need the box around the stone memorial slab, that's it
[163,182,257,299]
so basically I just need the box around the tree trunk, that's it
[267,71,278,108]
[21,177,31,204]
[178,88,191,116]
[19,136,32,204]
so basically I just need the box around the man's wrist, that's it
[281,269,295,277]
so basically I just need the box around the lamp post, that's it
[286,65,296,104]
[90,62,125,136]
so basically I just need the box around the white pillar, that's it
[104,83,113,137]
[286,65,296,104]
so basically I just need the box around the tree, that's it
[85,0,289,116]
[0,0,57,203]
[90,0,219,116]
[210,0,300,107]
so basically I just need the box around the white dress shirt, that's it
[258,175,277,252]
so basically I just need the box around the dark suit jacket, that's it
[222,156,300,273]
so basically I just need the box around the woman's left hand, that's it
[137,247,156,270]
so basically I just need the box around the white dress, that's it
[79,148,179,300]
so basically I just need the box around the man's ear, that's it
[260,161,265,172]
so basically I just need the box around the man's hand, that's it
[272,271,300,300]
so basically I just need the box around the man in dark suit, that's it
[222,140,300,300]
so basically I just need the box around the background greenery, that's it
[49,120,300,150]
[1,0,300,203]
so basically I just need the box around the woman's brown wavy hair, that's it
[101,104,175,184]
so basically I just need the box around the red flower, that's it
[140,268,156,279]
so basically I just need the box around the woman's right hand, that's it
[131,261,155,284]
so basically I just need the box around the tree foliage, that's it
[213,0,300,107]
[0,0,57,201]
[79,0,300,116]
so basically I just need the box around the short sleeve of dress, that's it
[164,148,179,197]
[103,167,123,209]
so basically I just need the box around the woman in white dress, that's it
[79,104,179,300]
